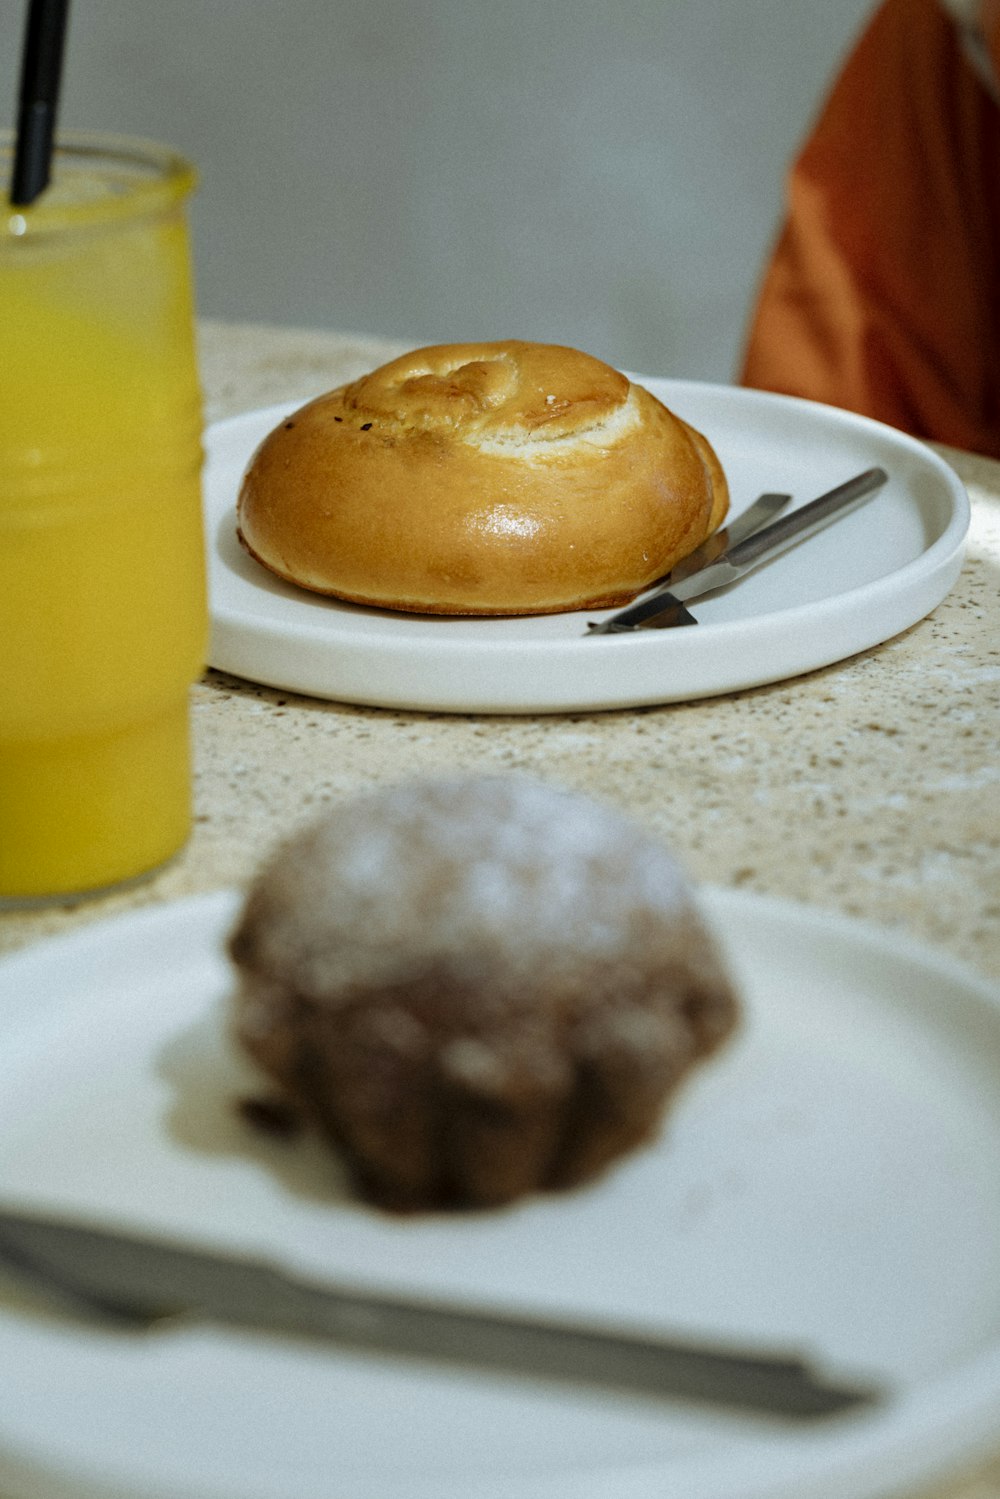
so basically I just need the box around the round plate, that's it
[203,381,969,713]
[2,890,1000,1499]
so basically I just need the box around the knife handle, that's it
[724,467,888,571]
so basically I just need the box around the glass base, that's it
[0,852,183,912]
[0,700,193,903]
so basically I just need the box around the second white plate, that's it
[203,380,969,714]
[2,891,1000,1499]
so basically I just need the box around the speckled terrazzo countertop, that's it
[3,318,997,977]
[2,321,1000,1499]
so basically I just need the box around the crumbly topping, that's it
[229,776,696,1006]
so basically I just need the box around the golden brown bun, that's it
[236,340,729,616]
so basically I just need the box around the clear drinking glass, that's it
[0,133,207,903]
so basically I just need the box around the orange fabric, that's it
[740,0,1000,458]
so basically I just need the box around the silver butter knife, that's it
[0,1203,880,1418]
[664,489,792,584]
[587,467,889,634]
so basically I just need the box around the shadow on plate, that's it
[154,993,358,1210]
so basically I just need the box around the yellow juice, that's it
[0,137,207,900]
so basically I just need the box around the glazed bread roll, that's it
[236,340,729,616]
[228,775,740,1211]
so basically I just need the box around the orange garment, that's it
[740,0,1000,458]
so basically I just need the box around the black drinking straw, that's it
[10,0,71,207]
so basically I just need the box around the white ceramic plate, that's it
[203,381,969,713]
[2,890,1000,1499]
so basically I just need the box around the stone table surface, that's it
[2,319,999,1499]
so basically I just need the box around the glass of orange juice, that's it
[0,132,207,904]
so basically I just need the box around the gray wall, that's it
[2,1,873,382]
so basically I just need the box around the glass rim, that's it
[2,130,197,239]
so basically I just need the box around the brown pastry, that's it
[228,775,739,1211]
[236,340,729,615]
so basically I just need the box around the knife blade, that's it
[664,490,792,584]
[645,490,790,627]
[586,466,889,634]
[0,1203,880,1418]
